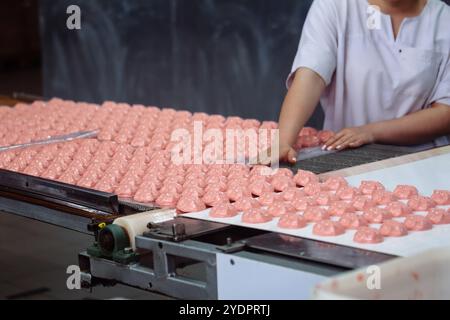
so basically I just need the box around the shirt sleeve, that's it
[287,0,338,88]
[429,55,450,107]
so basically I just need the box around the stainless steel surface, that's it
[145,217,232,242]
[0,197,94,235]
[0,169,120,215]
[244,233,396,269]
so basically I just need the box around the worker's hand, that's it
[257,144,298,165]
[279,144,298,164]
[323,126,375,151]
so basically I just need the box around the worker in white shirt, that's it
[277,0,450,164]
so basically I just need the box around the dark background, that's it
[0,0,323,126]
[0,0,41,96]
[1,0,450,124]
[38,0,318,124]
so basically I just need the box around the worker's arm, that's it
[272,67,326,164]
[325,103,450,150]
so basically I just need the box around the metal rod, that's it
[12,92,45,102]
[0,130,98,153]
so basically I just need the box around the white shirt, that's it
[288,0,450,145]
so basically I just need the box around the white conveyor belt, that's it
[185,153,450,257]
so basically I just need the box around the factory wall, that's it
[0,0,41,97]
[39,0,324,127]
[40,0,450,127]
[0,0,40,70]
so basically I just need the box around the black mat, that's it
[282,144,429,174]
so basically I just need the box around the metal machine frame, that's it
[0,169,396,300]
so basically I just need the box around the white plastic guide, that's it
[114,209,176,250]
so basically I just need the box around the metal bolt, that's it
[226,237,233,246]
[172,223,186,237]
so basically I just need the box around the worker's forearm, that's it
[367,104,450,145]
[278,68,326,147]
